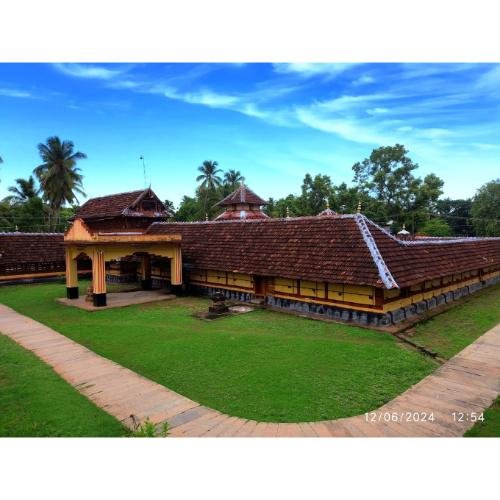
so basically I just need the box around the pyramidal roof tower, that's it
[213,184,269,221]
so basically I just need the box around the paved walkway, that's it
[0,303,498,437]
[57,290,175,311]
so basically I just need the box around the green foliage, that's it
[6,176,40,202]
[0,334,129,437]
[132,419,169,437]
[34,136,87,230]
[222,169,245,195]
[436,198,474,236]
[174,195,203,221]
[419,218,453,237]
[411,283,500,359]
[471,179,500,236]
[196,160,222,217]
[352,144,443,231]
[464,396,500,437]
[0,283,439,423]
[299,173,334,215]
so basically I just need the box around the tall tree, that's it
[196,160,222,217]
[34,136,87,229]
[419,218,453,237]
[7,176,40,202]
[299,173,334,215]
[163,199,176,217]
[436,198,473,236]
[352,144,434,231]
[223,169,245,193]
[470,179,500,236]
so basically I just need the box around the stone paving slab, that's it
[0,303,498,437]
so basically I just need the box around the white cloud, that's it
[352,75,375,85]
[53,63,131,80]
[0,87,33,98]
[366,107,389,115]
[475,65,500,89]
[294,107,390,145]
[418,128,453,139]
[162,87,240,108]
[273,63,357,78]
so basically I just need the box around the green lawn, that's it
[0,333,129,437]
[0,281,439,423]
[464,397,500,437]
[411,283,500,359]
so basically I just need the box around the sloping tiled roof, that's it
[366,219,500,288]
[214,209,270,221]
[147,215,500,289]
[0,233,64,264]
[215,185,267,207]
[147,216,386,287]
[76,188,166,219]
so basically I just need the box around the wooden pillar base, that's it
[141,278,152,290]
[93,293,107,307]
[66,287,79,300]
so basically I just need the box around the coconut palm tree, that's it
[196,160,222,217]
[223,169,245,192]
[7,176,40,202]
[34,136,87,229]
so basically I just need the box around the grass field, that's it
[0,333,129,437]
[0,281,439,423]
[411,283,500,359]
[464,396,500,437]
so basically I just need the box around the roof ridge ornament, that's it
[357,200,362,214]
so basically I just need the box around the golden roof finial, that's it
[285,206,290,218]
[326,198,330,209]
[205,213,209,221]
[356,200,362,214]
[402,223,406,230]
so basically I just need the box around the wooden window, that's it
[274,277,298,295]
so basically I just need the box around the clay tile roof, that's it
[76,188,165,219]
[146,215,500,289]
[0,233,64,265]
[215,185,267,207]
[365,219,500,288]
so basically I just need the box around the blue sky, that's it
[0,62,499,207]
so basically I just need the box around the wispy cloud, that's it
[475,65,500,89]
[273,63,357,78]
[53,63,132,80]
[0,87,34,98]
[162,87,240,108]
[352,75,375,85]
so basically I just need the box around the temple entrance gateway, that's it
[64,222,182,307]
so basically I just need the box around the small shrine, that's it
[213,184,269,221]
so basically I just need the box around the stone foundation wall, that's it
[188,284,254,303]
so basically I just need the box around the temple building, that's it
[1,184,499,327]
[213,184,269,220]
[63,188,182,306]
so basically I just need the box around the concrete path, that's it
[57,290,175,311]
[0,303,498,437]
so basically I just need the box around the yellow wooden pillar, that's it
[92,248,107,306]
[170,245,182,285]
[141,254,152,290]
[65,247,79,299]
